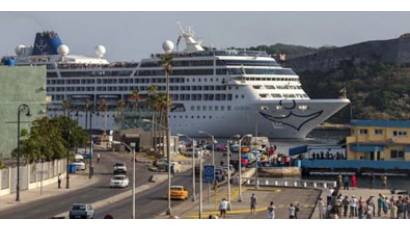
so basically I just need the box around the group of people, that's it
[216,193,301,219]
[319,186,410,219]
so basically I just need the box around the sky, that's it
[1,12,410,61]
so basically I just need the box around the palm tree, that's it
[147,85,159,152]
[62,99,72,117]
[98,98,108,136]
[128,90,140,111]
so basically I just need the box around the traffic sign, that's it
[203,165,215,183]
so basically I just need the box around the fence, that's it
[243,177,337,189]
[0,159,66,196]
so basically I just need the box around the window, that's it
[390,150,405,159]
[259,94,268,98]
[359,129,368,135]
[374,129,383,135]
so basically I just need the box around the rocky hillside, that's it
[286,34,410,72]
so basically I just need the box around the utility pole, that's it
[192,139,196,201]
[199,151,203,219]
[131,142,136,219]
[89,108,93,179]
[227,140,231,204]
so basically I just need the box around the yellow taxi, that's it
[170,185,189,200]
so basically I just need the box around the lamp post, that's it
[16,104,31,202]
[177,133,196,202]
[226,140,231,204]
[162,40,174,216]
[198,130,215,168]
[235,134,252,202]
[112,141,136,219]
[89,108,93,179]
[199,149,203,219]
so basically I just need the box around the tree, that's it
[14,116,88,163]
[98,98,108,136]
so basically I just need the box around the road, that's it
[0,150,153,219]
[94,150,231,219]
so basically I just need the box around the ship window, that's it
[235,95,239,99]
[271,94,282,98]
[203,116,206,119]
[202,106,207,110]
[215,106,219,111]
[241,95,245,99]
[265,85,275,89]
[209,106,213,111]
[221,106,225,111]
[298,105,308,110]
[227,106,231,111]
[196,106,201,111]
[259,94,268,98]
[260,106,269,111]
[191,106,195,111]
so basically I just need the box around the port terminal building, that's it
[346,119,410,161]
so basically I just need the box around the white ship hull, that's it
[60,98,349,139]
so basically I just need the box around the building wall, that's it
[0,66,47,159]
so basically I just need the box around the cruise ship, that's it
[2,28,350,139]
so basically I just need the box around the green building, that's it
[0,66,47,159]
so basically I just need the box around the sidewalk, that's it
[0,172,98,211]
[157,184,320,219]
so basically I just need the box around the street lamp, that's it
[177,133,196,202]
[234,134,252,202]
[198,130,216,168]
[162,40,174,216]
[112,140,136,219]
[16,104,31,202]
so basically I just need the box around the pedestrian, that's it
[288,203,296,219]
[377,193,384,217]
[327,186,334,206]
[398,197,406,219]
[267,201,276,219]
[318,197,326,219]
[349,195,357,218]
[97,153,101,163]
[382,175,388,189]
[219,198,229,218]
[337,174,343,189]
[351,174,357,188]
[406,197,410,219]
[342,195,349,217]
[390,197,397,219]
[358,197,364,219]
[343,175,350,190]
[57,173,62,189]
[250,193,257,215]
[294,202,300,219]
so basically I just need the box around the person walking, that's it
[219,198,229,218]
[295,203,300,219]
[351,174,357,188]
[57,173,62,189]
[349,196,356,218]
[342,196,349,217]
[390,197,397,219]
[377,194,384,217]
[318,197,326,219]
[250,193,257,215]
[288,203,296,219]
[267,201,276,219]
[327,186,334,206]
[382,175,388,189]
[358,197,364,219]
[343,175,350,190]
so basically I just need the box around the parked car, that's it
[215,144,227,152]
[113,168,127,175]
[113,162,127,172]
[170,185,189,200]
[69,203,95,219]
[110,174,129,188]
[71,161,86,171]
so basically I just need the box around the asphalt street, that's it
[0,151,153,219]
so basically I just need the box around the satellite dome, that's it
[95,45,106,58]
[57,44,70,56]
[15,44,26,55]
[162,40,174,53]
